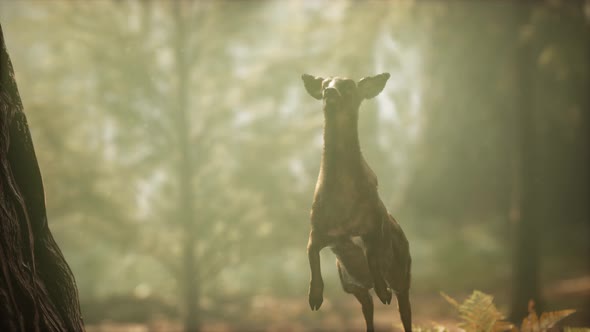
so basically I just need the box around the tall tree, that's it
[38,1,277,329]
[509,2,542,320]
[171,1,199,329]
[509,0,589,320]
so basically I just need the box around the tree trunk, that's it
[0,23,85,331]
[172,3,200,331]
[509,3,542,322]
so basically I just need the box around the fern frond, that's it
[520,300,540,332]
[460,291,505,332]
[520,300,576,332]
[538,309,576,330]
[442,290,510,332]
[441,290,581,332]
[440,292,460,309]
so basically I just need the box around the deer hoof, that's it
[375,286,392,305]
[308,284,324,311]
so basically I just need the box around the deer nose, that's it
[323,87,340,103]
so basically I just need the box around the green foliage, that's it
[441,291,512,332]
[440,291,578,332]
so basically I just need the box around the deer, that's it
[301,72,412,332]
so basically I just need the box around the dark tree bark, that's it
[509,3,542,322]
[0,23,85,331]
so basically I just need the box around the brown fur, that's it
[302,73,412,332]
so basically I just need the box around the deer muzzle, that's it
[323,87,340,105]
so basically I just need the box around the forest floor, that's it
[85,277,590,332]
[83,291,483,332]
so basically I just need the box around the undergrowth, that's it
[413,290,586,332]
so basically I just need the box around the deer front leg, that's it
[363,233,392,305]
[307,230,326,311]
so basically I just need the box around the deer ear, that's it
[357,73,390,99]
[301,74,324,100]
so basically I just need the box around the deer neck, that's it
[321,111,362,172]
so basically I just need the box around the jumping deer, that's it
[302,73,412,332]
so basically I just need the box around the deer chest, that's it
[310,174,381,238]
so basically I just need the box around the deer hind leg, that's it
[395,289,412,332]
[332,240,375,332]
[363,232,392,305]
[387,271,412,332]
[386,266,412,332]
[337,261,374,332]
[384,215,413,332]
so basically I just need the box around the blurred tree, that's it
[0,0,140,301]
[508,0,589,321]
[2,0,277,328]
[510,2,543,320]
[30,0,316,329]
[404,0,589,313]
[57,1,272,330]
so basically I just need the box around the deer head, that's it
[301,72,391,148]
[301,73,390,114]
